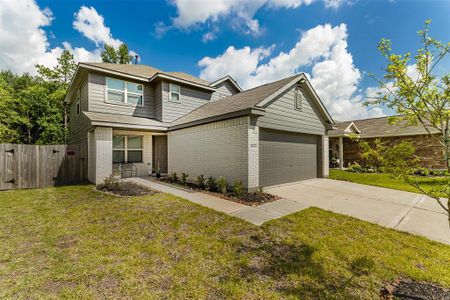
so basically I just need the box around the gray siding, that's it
[211,81,239,101]
[155,81,163,121]
[257,86,326,135]
[69,73,90,144]
[88,72,155,118]
[161,81,212,123]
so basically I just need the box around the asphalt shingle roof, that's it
[329,116,441,138]
[81,62,210,86]
[170,75,299,127]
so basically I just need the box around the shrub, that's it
[206,176,217,191]
[359,138,385,171]
[101,174,120,191]
[233,180,244,198]
[181,173,189,185]
[414,167,430,177]
[169,172,178,183]
[217,176,228,194]
[256,186,264,195]
[196,175,205,189]
[347,162,363,173]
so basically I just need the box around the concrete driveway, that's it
[266,179,450,245]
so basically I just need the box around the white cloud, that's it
[0,0,60,73]
[73,6,122,48]
[199,46,273,86]
[0,0,133,75]
[169,0,351,37]
[198,23,385,120]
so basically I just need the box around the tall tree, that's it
[36,49,77,130]
[101,43,132,64]
[366,20,450,225]
[101,44,118,63]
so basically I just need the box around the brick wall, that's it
[94,127,113,184]
[168,116,251,188]
[330,134,446,169]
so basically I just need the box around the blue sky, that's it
[1,0,450,120]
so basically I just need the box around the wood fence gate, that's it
[0,144,86,191]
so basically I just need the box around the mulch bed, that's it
[157,178,280,206]
[97,182,159,197]
[380,278,450,300]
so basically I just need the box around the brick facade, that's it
[330,134,446,169]
[168,116,255,189]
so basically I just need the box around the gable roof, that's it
[79,62,213,89]
[329,116,441,138]
[209,75,243,92]
[170,74,334,130]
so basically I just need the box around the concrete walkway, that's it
[128,177,292,225]
[128,177,449,245]
[266,179,450,245]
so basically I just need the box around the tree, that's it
[101,44,118,63]
[101,43,132,64]
[36,49,77,131]
[366,20,450,225]
[358,138,386,172]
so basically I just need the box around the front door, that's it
[153,136,168,174]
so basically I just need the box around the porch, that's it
[84,112,169,185]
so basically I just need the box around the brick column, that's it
[322,135,329,177]
[247,117,259,191]
[94,127,113,185]
[339,136,344,170]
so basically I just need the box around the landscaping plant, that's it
[206,176,217,191]
[181,173,188,185]
[196,175,205,189]
[366,20,450,226]
[347,162,363,173]
[169,172,178,183]
[217,176,228,194]
[233,180,244,198]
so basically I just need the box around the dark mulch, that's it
[380,278,450,300]
[97,182,158,197]
[157,178,280,206]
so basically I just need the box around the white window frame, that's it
[76,88,81,116]
[106,77,144,107]
[112,135,143,163]
[294,86,303,111]
[169,83,181,103]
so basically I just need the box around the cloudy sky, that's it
[1,0,449,120]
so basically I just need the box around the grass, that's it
[0,185,449,299]
[329,169,447,194]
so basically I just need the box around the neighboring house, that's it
[66,63,334,190]
[329,116,445,170]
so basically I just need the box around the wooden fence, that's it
[0,144,86,191]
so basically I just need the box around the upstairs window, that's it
[106,77,143,106]
[169,83,181,102]
[76,88,81,116]
[294,86,303,111]
[113,135,143,163]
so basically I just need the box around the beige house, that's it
[329,116,445,170]
[66,63,334,190]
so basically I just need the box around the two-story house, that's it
[66,63,334,190]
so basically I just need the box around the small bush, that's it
[196,175,205,189]
[101,174,121,191]
[181,173,189,185]
[206,176,217,191]
[169,172,178,183]
[347,162,363,173]
[233,180,244,198]
[217,176,228,194]
[256,186,264,195]
[414,167,430,177]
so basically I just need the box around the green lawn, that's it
[1,185,449,299]
[329,169,447,194]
